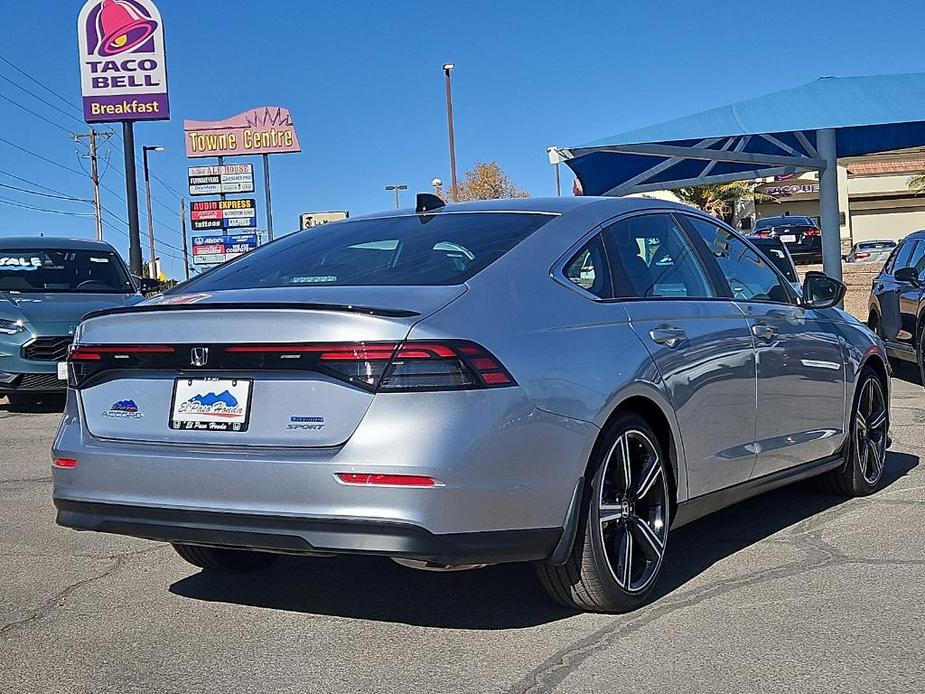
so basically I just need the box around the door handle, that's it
[752,323,778,341]
[649,327,687,348]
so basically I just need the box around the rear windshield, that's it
[754,216,814,229]
[750,241,797,282]
[0,248,133,293]
[178,212,554,290]
[858,241,896,250]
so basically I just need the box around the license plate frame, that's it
[169,377,252,432]
[780,234,797,243]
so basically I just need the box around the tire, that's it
[537,412,671,613]
[918,326,925,388]
[817,367,888,496]
[172,543,278,573]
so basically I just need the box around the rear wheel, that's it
[537,413,671,613]
[818,367,888,496]
[172,543,278,573]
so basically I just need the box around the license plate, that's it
[57,362,68,380]
[780,234,796,243]
[170,377,251,431]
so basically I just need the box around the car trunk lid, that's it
[74,286,464,447]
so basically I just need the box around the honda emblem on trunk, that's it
[190,347,209,367]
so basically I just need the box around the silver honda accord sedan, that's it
[52,195,890,613]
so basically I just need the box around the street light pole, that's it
[385,184,408,209]
[142,145,165,279]
[443,63,458,202]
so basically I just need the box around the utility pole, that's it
[443,63,458,202]
[180,196,190,280]
[73,129,113,241]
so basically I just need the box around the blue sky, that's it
[3,0,925,279]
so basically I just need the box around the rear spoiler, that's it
[82,302,420,321]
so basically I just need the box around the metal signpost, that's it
[188,164,255,196]
[77,0,170,277]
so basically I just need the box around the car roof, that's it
[345,195,708,224]
[756,215,812,223]
[0,236,119,251]
[900,230,925,241]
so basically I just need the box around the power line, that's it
[0,181,91,202]
[0,73,87,128]
[0,194,94,216]
[0,92,75,134]
[0,167,88,199]
[0,54,87,118]
[0,136,85,176]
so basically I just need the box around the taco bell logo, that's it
[77,0,170,123]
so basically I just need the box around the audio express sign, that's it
[188,164,254,196]
[191,232,258,266]
[190,199,257,231]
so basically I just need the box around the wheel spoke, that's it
[633,454,662,501]
[868,408,886,431]
[856,410,867,431]
[599,505,624,525]
[866,439,883,480]
[629,515,663,562]
[614,525,633,588]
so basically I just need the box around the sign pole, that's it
[122,121,143,277]
[263,153,274,242]
[180,196,190,280]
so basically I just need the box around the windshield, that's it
[858,241,896,250]
[0,249,134,293]
[178,212,554,290]
[754,216,814,229]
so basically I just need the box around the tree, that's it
[454,162,529,201]
[672,181,776,223]
[908,175,925,193]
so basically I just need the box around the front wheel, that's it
[818,367,888,496]
[172,543,278,573]
[537,413,671,613]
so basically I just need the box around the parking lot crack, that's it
[0,546,164,638]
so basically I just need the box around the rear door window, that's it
[178,212,554,290]
[603,214,715,298]
[890,240,917,274]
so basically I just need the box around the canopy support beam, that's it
[606,165,816,196]
[566,142,826,169]
[817,128,842,282]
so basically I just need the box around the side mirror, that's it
[134,276,162,294]
[894,266,919,285]
[800,271,846,310]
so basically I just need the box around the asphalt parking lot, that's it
[1,374,923,694]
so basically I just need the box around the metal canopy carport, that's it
[558,73,925,281]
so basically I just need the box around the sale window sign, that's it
[77,0,170,122]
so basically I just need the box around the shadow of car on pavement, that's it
[169,451,919,629]
[0,394,66,414]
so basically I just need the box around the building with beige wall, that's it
[753,150,925,246]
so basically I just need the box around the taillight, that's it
[53,457,78,469]
[225,340,515,392]
[855,252,871,259]
[804,228,821,237]
[69,345,175,361]
[754,231,770,238]
[335,473,440,487]
[379,341,514,391]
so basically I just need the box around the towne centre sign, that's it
[184,107,302,158]
[77,0,170,122]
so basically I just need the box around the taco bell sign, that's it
[77,0,170,123]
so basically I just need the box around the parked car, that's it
[868,230,925,378]
[53,197,889,614]
[748,236,801,294]
[752,215,822,263]
[846,239,897,264]
[0,238,151,405]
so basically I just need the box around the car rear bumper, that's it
[54,498,561,564]
[52,387,597,561]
